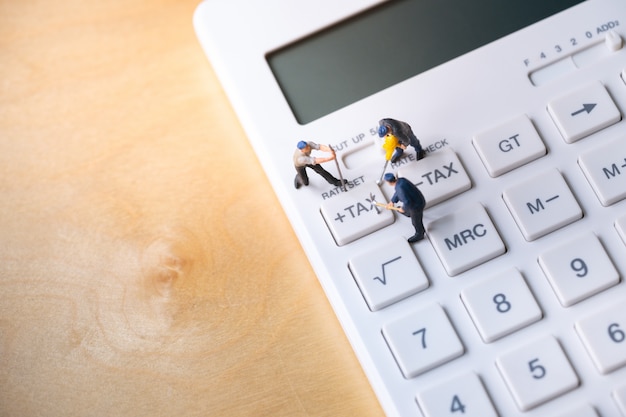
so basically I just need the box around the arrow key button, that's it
[547,81,621,143]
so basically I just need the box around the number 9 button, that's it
[538,233,619,307]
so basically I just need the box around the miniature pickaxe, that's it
[369,192,403,214]
[330,144,347,192]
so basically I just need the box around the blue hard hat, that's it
[377,125,388,137]
[383,173,396,182]
[297,140,308,149]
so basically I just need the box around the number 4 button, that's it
[416,373,497,417]
[496,336,579,411]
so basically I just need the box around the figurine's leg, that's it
[294,166,310,189]
[408,207,425,242]
[310,164,343,186]
[409,136,426,160]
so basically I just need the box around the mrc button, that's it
[427,203,505,276]
[320,182,394,246]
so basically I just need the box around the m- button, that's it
[547,81,621,143]
[503,169,582,241]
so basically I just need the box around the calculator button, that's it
[382,304,464,379]
[473,115,546,177]
[416,372,497,417]
[556,404,598,417]
[348,237,429,311]
[579,137,626,206]
[502,168,582,241]
[617,215,626,244]
[396,148,471,208]
[461,268,542,343]
[614,383,626,415]
[575,303,626,374]
[547,81,621,143]
[538,233,619,307]
[495,336,579,411]
[320,182,394,246]
[427,203,505,276]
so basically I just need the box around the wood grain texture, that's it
[0,1,383,416]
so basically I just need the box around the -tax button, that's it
[320,182,394,245]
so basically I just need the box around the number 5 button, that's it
[496,336,579,411]
[461,268,542,343]
[575,303,626,374]
[382,304,464,379]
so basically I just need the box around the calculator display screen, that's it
[267,0,585,124]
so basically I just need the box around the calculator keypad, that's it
[331,79,625,415]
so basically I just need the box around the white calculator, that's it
[194,0,626,415]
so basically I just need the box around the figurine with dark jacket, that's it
[384,173,426,243]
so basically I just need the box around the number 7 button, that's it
[382,304,464,379]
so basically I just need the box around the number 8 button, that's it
[460,268,542,343]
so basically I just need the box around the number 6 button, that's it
[575,303,626,374]
[496,336,579,411]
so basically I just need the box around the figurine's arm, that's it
[313,144,336,164]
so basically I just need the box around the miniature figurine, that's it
[383,173,426,243]
[378,118,426,162]
[293,141,347,189]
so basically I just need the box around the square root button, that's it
[320,182,394,246]
[426,203,505,276]
[349,237,429,311]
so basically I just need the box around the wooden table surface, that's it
[0,1,383,416]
